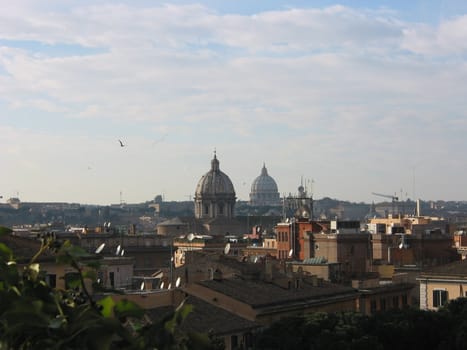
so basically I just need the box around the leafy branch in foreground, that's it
[0,227,201,350]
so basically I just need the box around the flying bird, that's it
[118,139,126,147]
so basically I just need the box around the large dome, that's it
[195,154,235,196]
[194,153,236,220]
[249,164,280,206]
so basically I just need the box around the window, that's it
[402,294,408,306]
[393,296,399,308]
[231,335,238,349]
[65,272,81,290]
[370,300,377,313]
[380,298,386,311]
[218,203,224,215]
[46,274,56,288]
[109,272,115,288]
[204,205,209,214]
[433,290,448,308]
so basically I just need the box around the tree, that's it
[255,300,467,350]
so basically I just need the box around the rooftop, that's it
[420,259,467,278]
[147,295,260,336]
[197,276,356,308]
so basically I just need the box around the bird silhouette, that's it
[118,139,125,147]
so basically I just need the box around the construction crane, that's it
[372,192,399,217]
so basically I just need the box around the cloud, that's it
[402,14,467,55]
[0,3,467,202]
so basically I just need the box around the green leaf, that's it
[10,286,21,296]
[114,299,144,320]
[49,315,66,329]
[56,253,73,265]
[65,273,82,289]
[97,296,115,318]
[165,303,193,333]
[26,263,41,281]
[0,243,13,260]
[0,226,13,236]
[82,270,97,281]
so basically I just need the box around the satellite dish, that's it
[115,245,121,255]
[187,233,195,241]
[224,242,231,255]
[168,283,172,290]
[140,281,145,291]
[120,249,125,256]
[175,276,181,288]
[160,281,165,289]
[288,248,293,257]
[95,243,105,254]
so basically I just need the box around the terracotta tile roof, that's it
[197,277,356,308]
[421,259,467,277]
[147,295,260,336]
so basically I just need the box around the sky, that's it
[1,0,467,205]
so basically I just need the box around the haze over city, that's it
[1,0,467,205]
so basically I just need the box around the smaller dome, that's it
[250,163,280,206]
[251,164,278,193]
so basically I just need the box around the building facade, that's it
[418,260,467,310]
